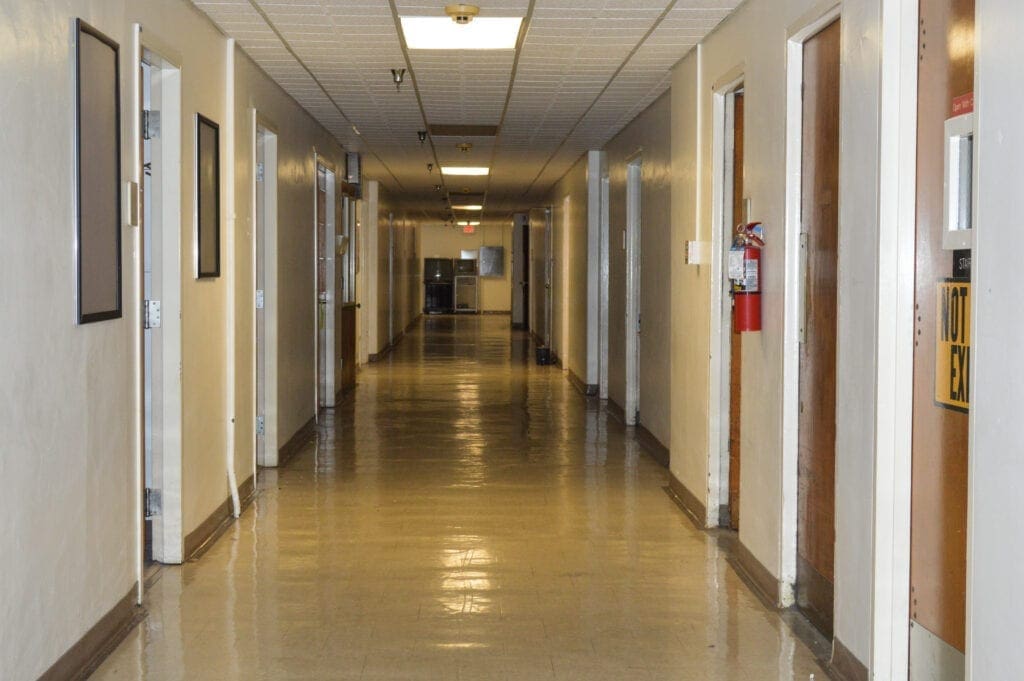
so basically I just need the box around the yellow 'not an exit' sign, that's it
[935,280,970,412]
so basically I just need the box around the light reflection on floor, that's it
[92,315,828,680]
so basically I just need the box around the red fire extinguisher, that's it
[729,222,764,333]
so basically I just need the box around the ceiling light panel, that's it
[442,167,489,176]
[400,17,523,50]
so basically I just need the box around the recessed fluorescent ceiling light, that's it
[452,204,483,210]
[442,167,489,176]
[401,17,522,50]
[457,221,481,226]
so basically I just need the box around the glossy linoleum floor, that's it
[93,315,827,680]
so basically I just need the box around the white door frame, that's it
[254,116,279,467]
[134,26,184,576]
[314,159,337,408]
[707,69,745,527]
[624,155,643,425]
[585,152,602,388]
[357,183,377,363]
[388,212,395,345]
[599,173,610,399]
[544,207,553,348]
[870,0,919,677]
[560,195,571,365]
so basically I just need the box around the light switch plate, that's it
[685,240,709,265]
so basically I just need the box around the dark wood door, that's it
[340,303,357,393]
[796,18,840,638]
[910,0,973,658]
[728,90,745,531]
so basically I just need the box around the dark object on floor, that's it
[536,346,552,365]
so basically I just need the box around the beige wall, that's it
[606,93,673,448]
[669,0,886,664]
[232,51,346,465]
[418,224,512,313]
[373,185,420,353]
[550,157,588,380]
[0,1,355,677]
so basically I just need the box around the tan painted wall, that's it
[606,93,673,448]
[232,51,346,464]
[550,157,588,379]
[670,0,886,664]
[373,185,420,352]
[0,1,354,676]
[418,224,512,313]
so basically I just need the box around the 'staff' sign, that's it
[935,280,971,411]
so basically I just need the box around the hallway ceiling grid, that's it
[192,0,738,222]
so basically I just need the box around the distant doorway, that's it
[338,194,357,394]
[511,214,529,329]
[715,83,746,531]
[254,122,278,466]
[139,45,183,564]
[315,161,338,410]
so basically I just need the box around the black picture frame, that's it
[75,19,123,324]
[195,113,221,278]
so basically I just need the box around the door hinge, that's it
[255,289,265,309]
[144,299,161,329]
[256,415,265,436]
[256,162,265,183]
[144,488,162,518]
[143,110,160,140]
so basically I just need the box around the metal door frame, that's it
[624,156,643,425]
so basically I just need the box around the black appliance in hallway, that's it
[423,258,454,314]
[454,258,479,313]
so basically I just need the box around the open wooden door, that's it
[796,18,840,638]
[909,1,974,677]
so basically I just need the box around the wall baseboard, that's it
[635,423,669,468]
[831,637,869,681]
[667,470,707,530]
[184,474,256,561]
[38,584,142,681]
[605,398,625,423]
[602,399,669,468]
[368,315,419,364]
[732,538,782,609]
[277,416,316,468]
[334,385,356,405]
[567,369,598,397]
[796,555,835,637]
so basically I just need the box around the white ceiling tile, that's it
[192,0,739,218]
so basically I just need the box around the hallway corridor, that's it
[94,316,825,680]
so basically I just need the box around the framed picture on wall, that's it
[195,113,220,278]
[75,19,122,323]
